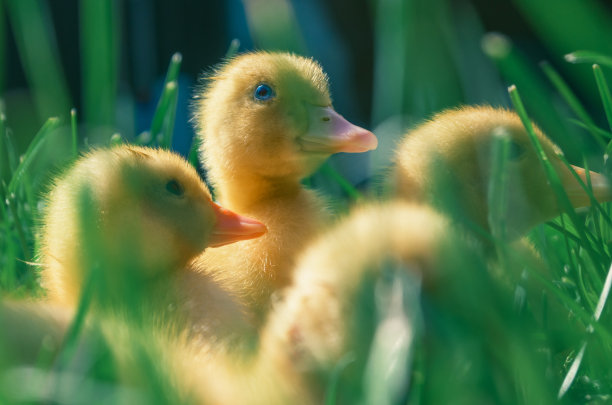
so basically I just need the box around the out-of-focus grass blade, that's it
[5,0,71,120]
[70,108,78,158]
[483,33,584,160]
[0,110,6,182]
[151,81,178,149]
[0,0,5,94]
[487,129,511,243]
[109,133,123,147]
[540,61,606,148]
[151,53,182,148]
[593,64,612,132]
[225,38,240,59]
[242,0,305,52]
[7,117,60,196]
[566,51,612,69]
[513,0,612,104]
[80,0,118,128]
[567,119,612,141]
[320,163,362,201]
[371,0,406,125]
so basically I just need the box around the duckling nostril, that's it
[322,117,330,122]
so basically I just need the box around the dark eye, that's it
[165,179,184,197]
[254,84,275,102]
[508,141,526,160]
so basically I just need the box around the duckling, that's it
[39,145,266,338]
[192,51,377,324]
[393,105,611,237]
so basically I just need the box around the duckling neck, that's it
[213,173,303,210]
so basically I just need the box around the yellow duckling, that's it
[393,105,611,237]
[192,51,377,323]
[39,145,266,337]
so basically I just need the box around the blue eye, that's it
[254,84,275,101]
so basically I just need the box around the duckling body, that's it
[39,145,265,340]
[192,52,377,324]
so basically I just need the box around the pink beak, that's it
[208,202,267,248]
[298,106,378,154]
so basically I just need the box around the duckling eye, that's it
[508,141,526,160]
[165,179,184,197]
[254,84,275,102]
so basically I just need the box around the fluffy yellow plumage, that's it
[192,51,377,325]
[38,145,265,340]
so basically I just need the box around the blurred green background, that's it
[2,0,612,190]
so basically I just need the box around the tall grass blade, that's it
[79,0,118,128]
[7,117,60,196]
[558,260,612,398]
[4,0,71,120]
[320,163,362,201]
[592,64,612,132]
[225,38,240,59]
[151,53,182,148]
[540,61,606,148]
[483,33,583,160]
[70,108,78,158]
[487,129,511,243]
[0,110,6,182]
[566,51,612,69]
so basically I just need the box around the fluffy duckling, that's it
[192,52,377,323]
[39,145,266,337]
[393,105,611,237]
[255,202,460,404]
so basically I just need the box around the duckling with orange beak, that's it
[192,52,377,324]
[393,105,611,238]
[39,145,266,337]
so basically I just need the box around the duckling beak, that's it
[298,106,378,154]
[559,165,612,208]
[208,202,267,247]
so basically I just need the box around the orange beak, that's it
[560,165,612,208]
[208,202,267,248]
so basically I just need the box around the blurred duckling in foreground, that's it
[393,105,611,238]
[255,106,612,403]
[192,51,377,324]
[39,145,266,337]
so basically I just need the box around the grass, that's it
[2,0,612,404]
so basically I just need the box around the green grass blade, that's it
[5,0,71,120]
[0,0,5,94]
[109,133,124,147]
[164,52,182,84]
[151,53,182,148]
[509,85,578,220]
[483,33,583,160]
[320,163,362,201]
[0,110,6,182]
[7,117,60,196]
[487,129,511,243]
[158,82,179,149]
[566,51,612,69]
[225,38,240,59]
[567,119,612,141]
[592,64,612,132]
[79,0,118,128]
[70,108,78,158]
[540,61,606,148]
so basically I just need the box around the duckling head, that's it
[394,106,611,237]
[194,52,377,197]
[41,146,266,304]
